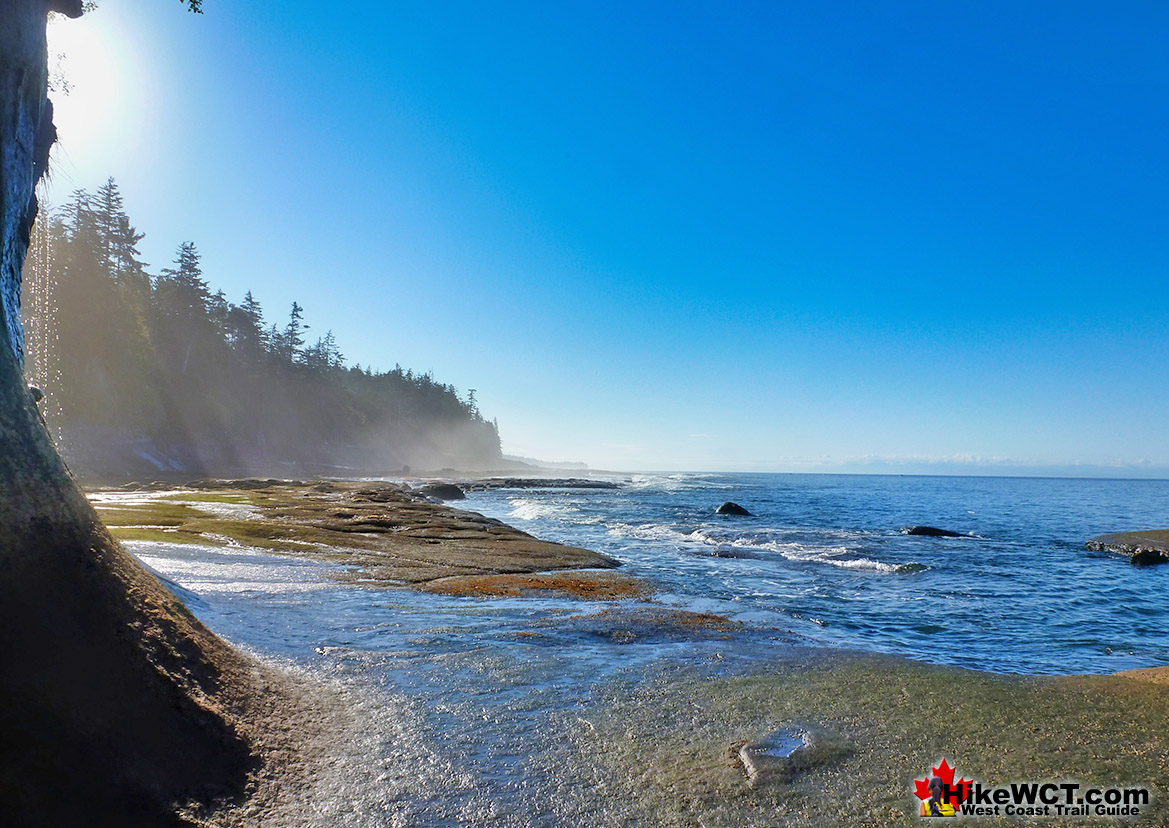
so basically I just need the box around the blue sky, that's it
[43,1,1169,473]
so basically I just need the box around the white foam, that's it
[508,498,574,522]
[819,556,900,573]
[169,498,262,521]
[724,536,901,573]
[88,491,172,506]
[604,521,701,546]
[626,472,721,491]
[605,519,901,573]
[130,543,334,596]
[87,490,261,521]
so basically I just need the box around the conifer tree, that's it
[208,288,229,333]
[93,178,123,273]
[266,321,282,358]
[242,290,265,336]
[158,241,210,317]
[87,179,148,288]
[225,290,267,357]
[282,301,307,363]
[312,329,343,370]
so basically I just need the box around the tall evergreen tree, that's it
[157,241,210,318]
[93,178,123,274]
[282,301,307,364]
[152,242,224,376]
[241,291,265,336]
[225,290,267,357]
[208,289,229,333]
[88,179,148,289]
[305,329,345,371]
[111,213,148,290]
[322,329,344,369]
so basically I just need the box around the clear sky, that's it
[43,1,1169,474]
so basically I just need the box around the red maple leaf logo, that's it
[914,758,970,805]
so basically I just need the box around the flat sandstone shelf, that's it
[91,480,621,586]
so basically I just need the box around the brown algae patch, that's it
[548,607,743,644]
[659,610,740,629]
[576,653,1169,827]
[588,607,740,631]
[416,569,652,600]
[90,480,620,586]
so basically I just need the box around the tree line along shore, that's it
[22,179,502,481]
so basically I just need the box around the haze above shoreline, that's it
[545,462,1169,481]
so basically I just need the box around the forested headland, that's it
[21,179,502,481]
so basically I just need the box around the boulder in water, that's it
[900,525,963,537]
[737,724,849,786]
[716,501,751,516]
[418,482,466,501]
[1131,548,1169,567]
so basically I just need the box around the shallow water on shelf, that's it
[133,539,792,826]
[129,473,1169,825]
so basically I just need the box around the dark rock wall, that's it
[0,0,52,369]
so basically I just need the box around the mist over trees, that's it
[22,178,502,479]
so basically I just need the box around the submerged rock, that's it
[555,607,741,644]
[900,525,963,537]
[418,482,466,501]
[1087,531,1169,566]
[895,562,929,574]
[737,724,849,786]
[416,570,651,600]
[705,546,758,559]
[716,501,751,516]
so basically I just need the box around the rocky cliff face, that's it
[0,5,265,825]
[0,2,51,367]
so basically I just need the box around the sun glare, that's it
[46,13,123,168]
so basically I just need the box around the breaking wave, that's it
[625,472,723,491]
[603,520,910,573]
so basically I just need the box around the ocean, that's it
[127,472,1169,825]
[461,472,1169,675]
